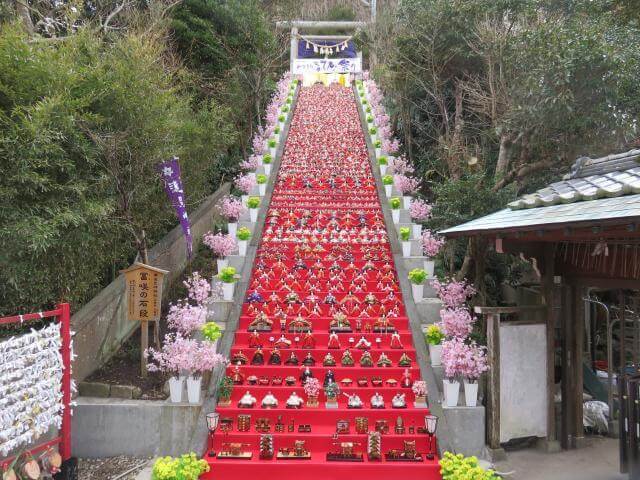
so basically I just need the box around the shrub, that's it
[389,197,402,209]
[382,175,394,185]
[262,154,272,164]
[408,268,428,284]
[247,196,260,209]
[378,156,388,166]
[366,106,372,113]
[278,114,285,122]
[268,138,276,148]
[425,324,445,346]
[274,126,280,134]
[282,105,289,112]
[362,99,368,105]
[369,126,377,135]
[399,227,411,241]
[217,267,238,283]
[367,115,374,123]
[374,139,382,148]
[256,174,267,184]
[236,226,251,240]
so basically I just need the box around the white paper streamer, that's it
[0,323,65,456]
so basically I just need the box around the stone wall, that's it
[72,183,230,381]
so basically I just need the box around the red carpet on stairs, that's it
[204,84,441,480]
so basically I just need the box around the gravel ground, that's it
[79,456,151,480]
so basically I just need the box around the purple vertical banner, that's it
[157,157,193,258]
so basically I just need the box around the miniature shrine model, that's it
[203,81,440,480]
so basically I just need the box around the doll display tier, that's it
[204,84,440,480]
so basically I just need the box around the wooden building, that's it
[440,150,640,455]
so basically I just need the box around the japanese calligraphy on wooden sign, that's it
[121,263,168,321]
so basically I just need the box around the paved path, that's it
[494,437,625,480]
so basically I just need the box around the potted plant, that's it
[268,138,277,158]
[187,340,225,404]
[203,232,236,272]
[247,196,260,223]
[146,334,194,403]
[421,230,444,276]
[408,268,427,302]
[440,338,470,407]
[366,114,374,124]
[373,139,382,158]
[365,105,372,114]
[217,266,239,301]
[464,342,488,407]
[394,174,420,209]
[410,198,431,238]
[234,174,256,206]
[256,174,268,196]
[389,197,402,224]
[304,377,321,408]
[425,324,445,366]
[382,175,394,196]
[236,226,251,256]
[201,321,222,348]
[369,126,377,143]
[378,156,388,175]
[399,227,412,257]
[412,380,428,408]
[439,452,499,480]
[278,113,286,129]
[216,195,245,238]
[217,375,234,407]
[262,154,272,176]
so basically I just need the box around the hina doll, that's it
[302,352,316,366]
[238,391,257,408]
[323,352,337,367]
[390,332,403,349]
[376,353,393,368]
[286,392,304,409]
[285,351,299,366]
[355,336,372,350]
[401,369,412,388]
[232,351,249,365]
[391,393,407,409]
[398,353,412,367]
[301,332,315,349]
[248,331,262,348]
[327,332,341,349]
[268,348,282,365]
[370,392,385,409]
[231,364,244,385]
[251,348,265,365]
[300,367,313,384]
[359,351,374,367]
[261,392,278,409]
[341,350,355,367]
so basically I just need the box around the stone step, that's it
[414,297,443,324]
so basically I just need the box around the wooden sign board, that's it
[121,262,168,322]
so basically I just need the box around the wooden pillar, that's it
[290,27,298,75]
[560,283,574,449]
[486,313,501,450]
[543,248,558,443]
[573,285,585,447]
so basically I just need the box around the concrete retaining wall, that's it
[72,184,230,382]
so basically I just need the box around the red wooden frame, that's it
[0,303,72,469]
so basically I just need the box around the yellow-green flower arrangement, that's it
[152,453,209,480]
[439,452,498,480]
[202,321,222,342]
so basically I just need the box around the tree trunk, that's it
[495,132,513,179]
[448,83,464,180]
[15,0,34,34]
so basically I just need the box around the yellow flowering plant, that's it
[439,452,498,480]
[152,453,209,480]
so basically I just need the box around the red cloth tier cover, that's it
[203,85,441,480]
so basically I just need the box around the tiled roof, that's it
[440,149,640,236]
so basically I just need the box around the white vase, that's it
[259,184,266,196]
[370,134,377,144]
[270,147,276,158]
[375,148,381,157]
[264,164,271,176]
[444,379,460,407]
[411,283,423,302]
[238,240,247,256]
[403,196,412,209]
[429,344,442,366]
[228,222,237,238]
[380,165,387,176]
[402,241,411,257]
[392,209,400,223]
[424,259,435,277]
[279,121,285,131]
[384,185,392,197]
[250,208,258,223]
[464,380,479,407]
[168,376,184,403]
[187,376,202,404]
[216,258,228,272]
[412,223,422,239]
[241,194,248,206]
[222,282,234,301]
